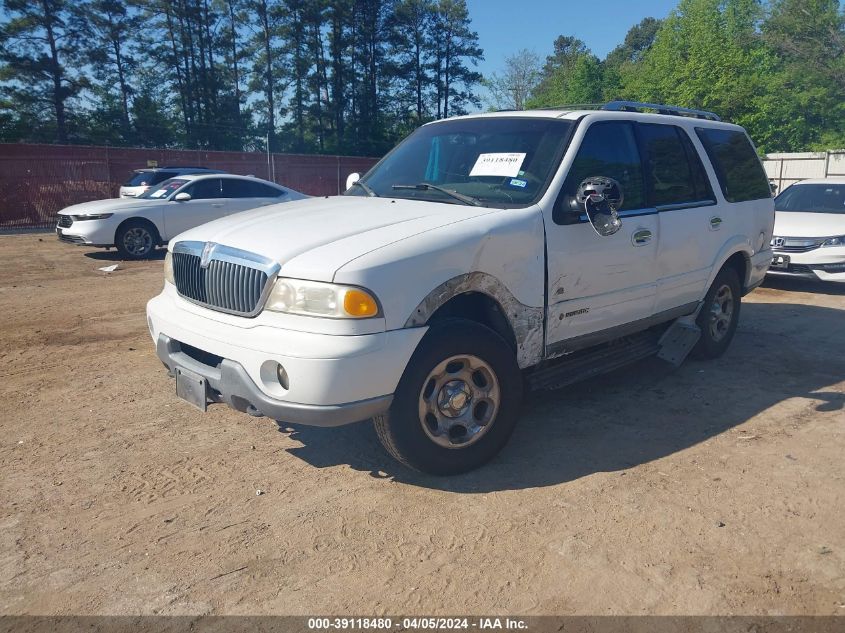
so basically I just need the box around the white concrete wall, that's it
[764,150,845,193]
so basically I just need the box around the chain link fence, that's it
[0,143,379,230]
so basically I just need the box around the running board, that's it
[656,320,701,367]
[528,331,661,391]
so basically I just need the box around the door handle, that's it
[709,216,723,230]
[212,203,224,208]
[632,229,653,246]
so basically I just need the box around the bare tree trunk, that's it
[41,0,67,143]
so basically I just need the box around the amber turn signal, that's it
[343,289,378,317]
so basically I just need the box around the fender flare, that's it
[404,272,544,369]
[707,236,753,291]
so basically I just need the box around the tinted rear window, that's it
[222,179,285,198]
[695,128,771,203]
[775,183,845,214]
[123,171,175,187]
[123,171,154,186]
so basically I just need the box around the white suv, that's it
[147,102,775,475]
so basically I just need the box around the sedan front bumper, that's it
[55,217,118,247]
[768,245,845,282]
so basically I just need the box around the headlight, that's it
[265,278,380,318]
[71,213,113,220]
[822,236,845,247]
[164,251,175,285]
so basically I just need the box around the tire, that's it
[692,266,742,359]
[374,318,523,475]
[115,219,158,260]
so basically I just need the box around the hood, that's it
[774,211,845,237]
[171,195,498,281]
[58,198,158,215]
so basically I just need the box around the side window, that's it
[695,128,771,202]
[222,179,286,198]
[637,124,714,206]
[678,129,715,202]
[185,178,222,200]
[253,182,285,197]
[559,121,645,220]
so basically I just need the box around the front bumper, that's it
[146,289,427,426]
[55,217,117,247]
[767,246,845,282]
[155,334,393,426]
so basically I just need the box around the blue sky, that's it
[465,0,681,79]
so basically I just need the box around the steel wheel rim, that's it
[123,227,152,256]
[418,354,500,449]
[708,283,734,342]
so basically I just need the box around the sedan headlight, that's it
[164,251,175,285]
[71,213,113,220]
[822,236,845,247]
[265,278,380,318]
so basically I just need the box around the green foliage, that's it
[0,0,484,155]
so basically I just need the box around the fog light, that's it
[276,364,290,390]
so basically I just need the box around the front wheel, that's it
[374,319,523,475]
[116,220,158,260]
[693,266,742,359]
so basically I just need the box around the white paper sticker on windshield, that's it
[469,152,527,178]
[149,189,167,198]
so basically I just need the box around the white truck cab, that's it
[146,101,775,475]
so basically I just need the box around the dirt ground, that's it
[0,233,843,616]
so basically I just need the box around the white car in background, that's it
[56,174,308,259]
[119,166,225,198]
[770,178,845,282]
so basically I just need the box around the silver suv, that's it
[119,167,225,198]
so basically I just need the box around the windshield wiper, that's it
[350,180,378,197]
[392,183,483,207]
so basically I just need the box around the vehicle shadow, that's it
[762,275,845,296]
[279,301,845,493]
[83,248,166,262]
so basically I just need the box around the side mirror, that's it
[174,192,191,202]
[576,177,623,237]
[345,172,360,191]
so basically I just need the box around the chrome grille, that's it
[57,215,73,228]
[771,236,825,253]
[171,242,279,317]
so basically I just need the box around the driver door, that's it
[544,120,659,354]
[163,178,228,239]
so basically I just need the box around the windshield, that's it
[775,183,845,214]
[139,178,188,199]
[347,117,574,207]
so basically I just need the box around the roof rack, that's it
[602,101,721,121]
[530,101,721,121]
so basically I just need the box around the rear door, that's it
[636,123,718,313]
[162,178,228,239]
[545,120,659,353]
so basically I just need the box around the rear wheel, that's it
[693,266,741,359]
[116,219,158,260]
[374,318,523,475]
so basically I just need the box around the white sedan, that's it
[769,178,845,282]
[56,174,308,259]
